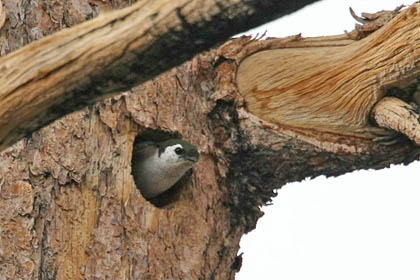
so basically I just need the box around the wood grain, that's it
[372,97,420,145]
[237,5,420,139]
[0,0,319,151]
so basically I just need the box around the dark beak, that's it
[184,150,199,163]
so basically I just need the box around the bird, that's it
[131,139,200,199]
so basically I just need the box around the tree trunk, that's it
[1,1,420,280]
[0,0,319,151]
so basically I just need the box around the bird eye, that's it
[175,147,184,155]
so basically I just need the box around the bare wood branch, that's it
[1,3,420,278]
[235,4,420,148]
[372,97,420,145]
[0,0,319,151]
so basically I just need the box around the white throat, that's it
[135,144,194,199]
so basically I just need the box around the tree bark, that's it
[1,1,420,280]
[0,0,319,151]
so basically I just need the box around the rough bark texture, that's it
[0,0,319,151]
[1,1,420,280]
[1,48,272,279]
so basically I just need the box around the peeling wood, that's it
[372,97,420,145]
[0,0,320,151]
[0,2,420,279]
[235,4,420,144]
[347,5,403,39]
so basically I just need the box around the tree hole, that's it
[131,128,195,207]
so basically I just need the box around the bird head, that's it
[157,139,200,166]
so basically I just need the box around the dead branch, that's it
[234,4,420,151]
[0,0,319,151]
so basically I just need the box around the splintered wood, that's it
[236,4,420,145]
[347,5,403,39]
[372,97,420,145]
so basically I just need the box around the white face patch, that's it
[134,142,195,199]
[159,144,184,165]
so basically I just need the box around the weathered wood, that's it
[1,2,420,280]
[0,0,319,151]
[372,97,420,145]
[236,5,420,143]
[0,0,6,31]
